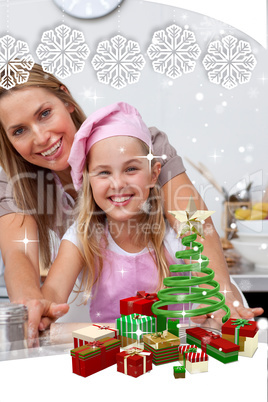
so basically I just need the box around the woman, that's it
[0,64,263,346]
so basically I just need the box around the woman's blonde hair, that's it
[76,141,170,299]
[0,64,87,270]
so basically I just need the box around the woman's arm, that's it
[1,213,40,301]
[0,213,69,346]
[162,172,264,322]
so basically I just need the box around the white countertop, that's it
[0,342,266,402]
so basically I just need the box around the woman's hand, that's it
[16,298,69,347]
[190,282,264,327]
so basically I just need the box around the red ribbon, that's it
[89,341,103,348]
[74,344,95,374]
[136,291,157,300]
[74,338,111,374]
[201,331,220,352]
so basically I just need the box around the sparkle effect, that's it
[220,286,233,297]
[135,144,167,174]
[117,267,128,278]
[125,322,152,343]
[119,146,126,154]
[13,229,39,254]
[209,150,222,162]
[81,87,104,105]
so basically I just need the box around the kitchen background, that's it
[0,0,267,318]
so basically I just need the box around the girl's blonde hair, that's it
[0,64,86,270]
[77,141,170,299]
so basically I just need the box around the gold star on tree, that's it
[169,197,215,238]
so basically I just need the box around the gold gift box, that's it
[143,331,180,350]
[222,333,246,351]
[118,335,137,348]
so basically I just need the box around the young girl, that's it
[40,102,187,322]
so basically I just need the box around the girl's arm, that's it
[41,239,84,304]
[162,172,264,322]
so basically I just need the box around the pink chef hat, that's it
[68,102,152,190]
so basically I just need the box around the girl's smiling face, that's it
[88,136,161,224]
[0,87,77,172]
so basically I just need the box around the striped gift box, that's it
[116,314,156,341]
[178,344,197,360]
[144,343,179,366]
[185,351,208,363]
[185,350,209,374]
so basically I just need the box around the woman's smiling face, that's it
[0,87,77,172]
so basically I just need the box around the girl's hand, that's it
[16,298,69,347]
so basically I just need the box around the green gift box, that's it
[168,319,180,337]
[173,365,186,378]
[116,314,156,341]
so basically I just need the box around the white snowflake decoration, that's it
[91,35,145,90]
[36,24,90,79]
[0,35,34,90]
[202,35,257,90]
[147,24,201,79]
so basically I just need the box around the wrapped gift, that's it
[222,318,258,357]
[116,347,153,378]
[168,319,180,337]
[186,327,240,364]
[116,313,156,341]
[70,337,121,377]
[184,349,208,374]
[179,344,198,361]
[72,324,118,348]
[144,342,179,365]
[173,365,186,379]
[143,330,180,350]
[118,335,137,348]
[120,291,167,317]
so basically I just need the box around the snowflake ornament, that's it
[91,35,145,90]
[202,35,257,90]
[36,24,90,79]
[0,35,34,90]
[147,24,201,79]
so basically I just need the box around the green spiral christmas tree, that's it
[151,198,231,326]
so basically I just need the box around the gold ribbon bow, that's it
[151,330,168,339]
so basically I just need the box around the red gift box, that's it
[186,327,239,354]
[186,327,240,364]
[71,337,121,377]
[116,347,153,378]
[222,318,258,338]
[120,291,167,317]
